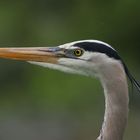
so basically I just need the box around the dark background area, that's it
[0,0,140,140]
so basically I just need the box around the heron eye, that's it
[73,49,84,57]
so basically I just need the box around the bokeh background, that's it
[0,0,140,140]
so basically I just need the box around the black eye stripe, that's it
[74,42,121,60]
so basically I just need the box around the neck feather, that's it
[97,61,129,140]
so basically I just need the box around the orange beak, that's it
[0,47,62,64]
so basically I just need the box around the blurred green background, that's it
[0,0,140,140]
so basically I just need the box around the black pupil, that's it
[76,50,80,54]
[76,50,80,55]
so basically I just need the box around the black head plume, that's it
[123,63,140,93]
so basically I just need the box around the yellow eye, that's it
[74,49,84,57]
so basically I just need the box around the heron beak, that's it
[0,47,63,64]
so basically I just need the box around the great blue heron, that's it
[0,40,139,140]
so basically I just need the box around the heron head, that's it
[40,40,122,77]
[0,40,122,77]
[0,40,140,90]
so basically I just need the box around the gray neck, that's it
[96,62,129,140]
